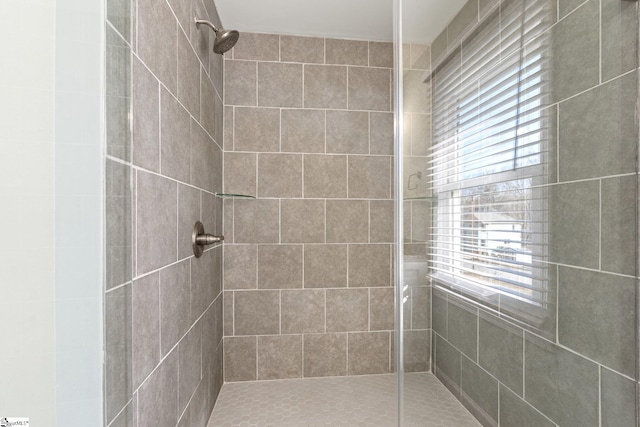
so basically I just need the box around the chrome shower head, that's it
[194,17,239,54]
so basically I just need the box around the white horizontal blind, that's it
[429,1,555,319]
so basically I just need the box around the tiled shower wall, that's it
[221,33,405,381]
[105,0,225,426]
[429,1,639,426]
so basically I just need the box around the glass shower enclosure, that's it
[397,0,639,426]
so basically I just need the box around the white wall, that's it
[0,0,57,423]
[0,0,104,425]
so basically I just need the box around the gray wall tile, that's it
[370,112,394,155]
[369,42,393,68]
[137,0,177,93]
[224,336,256,381]
[558,0,585,18]
[460,356,498,423]
[281,199,325,243]
[404,330,430,373]
[559,73,637,181]
[326,288,369,332]
[499,385,555,427]
[191,247,222,322]
[326,110,369,154]
[257,153,302,198]
[234,107,280,152]
[551,0,599,101]
[190,118,220,193]
[233,199,280,243]
[525,333,599,427]
[159,260,191,356]
[178,322,202,413]
[447,297,478,361]
[132,57,159,172]
[177,184,200,260]
[177,30,201,117]
[411,287,431,330]
[303,154,348,198]
[435,334,461,392]
[431,289,447,337]
[280,35,324,64]
[199,74,218,140]
[258,62,303,107]
[558,266,636,377]
[281,289,325,334]
[160,88,191,183]
[303,333,347,377]
[602,0,637,81]
[348,67,391,111]
[326,38,368,66]
[410,44,431,70]
[601,367,637,427]
[601,175,637,275]
[478,312,523,395]
[223,245,257,290]
[105,285,133,424]
[223,152,257,196]
[404,70,432,114]
[232,32,279,61]
[136,172,177,274]
[281,109,325,153]
[348,156,391,199]
[304,65,348,109]
[258,245,303,289]
[431,30,448,66]
[258,335,303,380]
[225,60,257,106]
[138,349,178,427]
[348,244,391,287]
[370,287,394,331]
[550,180,599,268]
[370,200,394,243]
[304,244,348,288]
[348,332,390,375]
[234,290,280,335]
[106,160,133,289]
[326,200,369,243]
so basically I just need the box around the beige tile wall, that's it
[222,33,397,381]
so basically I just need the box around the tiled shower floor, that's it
[207,373,481,427]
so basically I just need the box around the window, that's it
[429,1,555,328]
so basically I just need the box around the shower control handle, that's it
[192,221,224,258]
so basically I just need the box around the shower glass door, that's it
[396,0,639,425]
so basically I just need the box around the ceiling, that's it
[214,0,467,44]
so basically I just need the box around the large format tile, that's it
[224,336,256,382]
[281,199,325,243]
[177,29,200,117]
[177,184,200,260]
[601,175,636,275]
[348,67,391,111]
[233,107,280,152]
[223,152,257,196]
[232,33,279,61]
[303,244,348,288]
[132,57,159,172]
[105,284,132,424]
[304,65,348,109]
[447,297,477,361]
[601,0,637,81]
[478,313,523,395]
[257,153,302,198]
[434,334,460,390]
[326,200,369,243]
[224,60,257,106]
[159,260,191,356]
[160,88,190,183]
[558,266,636,377]
[460,356,498,423]
[325,38,368,66]
[136,171,177,274]
[138,349,178,427]
[258,335,303,380]
[257,245,303,289]
[348,155,391,199]
[348,244,391,287]
[559,73,637,181]
[303,155,348,198]
[178,322,202,414]
[326,110,369,154]
[223,245,257,290]
[549,180,599,268]
[326,288,368,332]
[258,62,303,107]
[370,287,394,331]
[499,385,555,427]
[233,199,280,243]
[281,109,325,153]
[348,332,390,375]
[601,367,637,427]
[551,0,599,102]
[281,289,325,334]
[303,333,347,377]
[137,0,177,93]
[524,333,599,427]
[234,290,280,335]
[280,35,324,64]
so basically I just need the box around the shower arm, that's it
[194,18,220,33]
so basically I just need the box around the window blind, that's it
[428,1,556,323]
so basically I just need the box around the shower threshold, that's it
[207,372,481,427]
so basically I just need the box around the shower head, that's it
[194,17,239,54]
